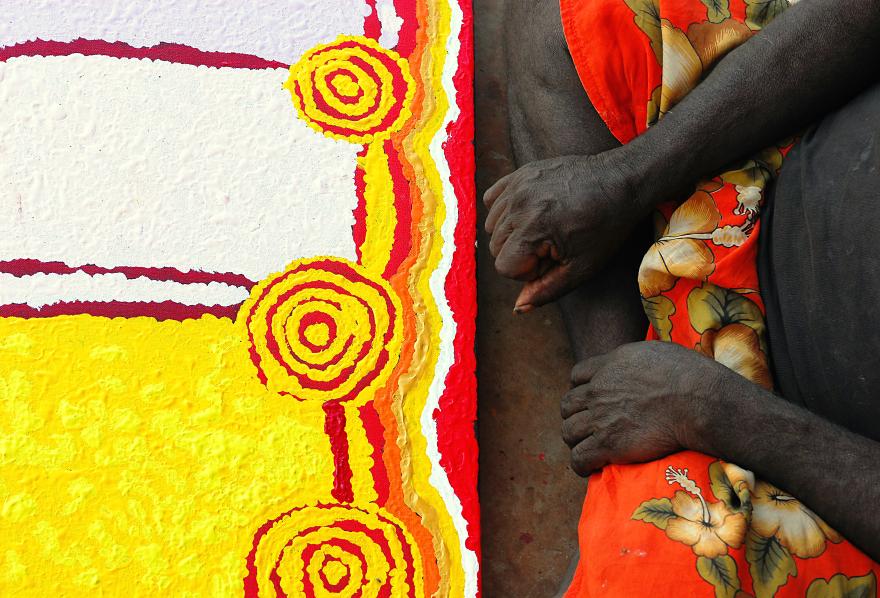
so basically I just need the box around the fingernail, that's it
[513,304,534,315]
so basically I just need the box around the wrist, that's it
[674,363,737,456]
[611,123,701,214]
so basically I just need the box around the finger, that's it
[570,435,611,477]
[488,212,516,258]
[561,410,597,447]
[494,232,540,281]
[514,262,579,310]
[571,354,613,386]
[560,385,592,419]
[484,188,511,234]
[483,172,514,210]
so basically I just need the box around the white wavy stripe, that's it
[377,0,404,49]
[423,1,479,596]
[0,271,250,308]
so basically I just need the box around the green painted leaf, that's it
[806,572,877,598]
[624,0,663,64]
[697,555,741,598]
[631,497,676,530]
[701,0,731,23]
[709,462,752,516]
[746,531,796,598]
[687,283,766,349]
[642,295,676,342]
[744,0,789,30]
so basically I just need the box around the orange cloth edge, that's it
[560,0,636,144]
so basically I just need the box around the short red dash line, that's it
[324,401,355,504]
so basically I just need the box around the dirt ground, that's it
[474,1,588,596]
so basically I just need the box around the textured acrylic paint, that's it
[0,1,477,596]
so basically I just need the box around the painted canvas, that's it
[0,2,477,596]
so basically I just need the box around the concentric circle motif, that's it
[244,504,423,597]
[240,257,403,404]
[284,36,415,143]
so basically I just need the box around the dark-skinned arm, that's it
[624,0,880,212]
[484,0,880,309]
[562,342,880,560]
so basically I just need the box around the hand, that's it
[483,151,644,311]
[561,341,726,476]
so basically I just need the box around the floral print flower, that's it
[712,225,747,248]
[751,481,842,558]
[697,323,772,389]
[734,185,762,215]
[665,490,748,557]
[639,190,721,297]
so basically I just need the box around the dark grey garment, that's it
[759,81,880,442]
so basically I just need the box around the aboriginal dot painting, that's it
[0,2,477,596]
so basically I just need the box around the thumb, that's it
[514,262,577,311]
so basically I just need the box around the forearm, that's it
[690,373,880,560]
[619,0,880,208]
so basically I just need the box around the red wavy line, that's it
[438,0,482,584]
[0,38,287,69]
[0,301,238,321]
[364,0,383,40]
[0,259,255,288]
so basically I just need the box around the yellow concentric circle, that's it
[244,504,424,597]
[239,257,403,404]
[284,36,415,143]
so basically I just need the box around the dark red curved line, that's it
[245,260,398,402]
[265,280,373,378]
[0,38,288,69]
[296,47,409,137]
[244,504,412,597]
[0,259,255,288]
[268,540,290,597]
[317,555,349,593]
[278,298,353,369]
[259,272,385,375]
[382,138,413,280]
[305,54,387,122]
[0,300,238,321]
[364,0,383,40]
[323,68,367,105]
[324,401,355,504]
[296,311,338,352]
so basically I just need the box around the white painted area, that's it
[0,0,369,63]
[421,2,480,596]
[0,272,249,308]
[376,0,404,49]
[0,55,359,281]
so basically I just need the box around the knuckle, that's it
[560,390,578,418]
[570,453,587,477]
[561,420,574,445]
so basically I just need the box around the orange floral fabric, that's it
[559,0,880,595]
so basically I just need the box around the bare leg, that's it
[503,3,648,594]
[504,0,648,361]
